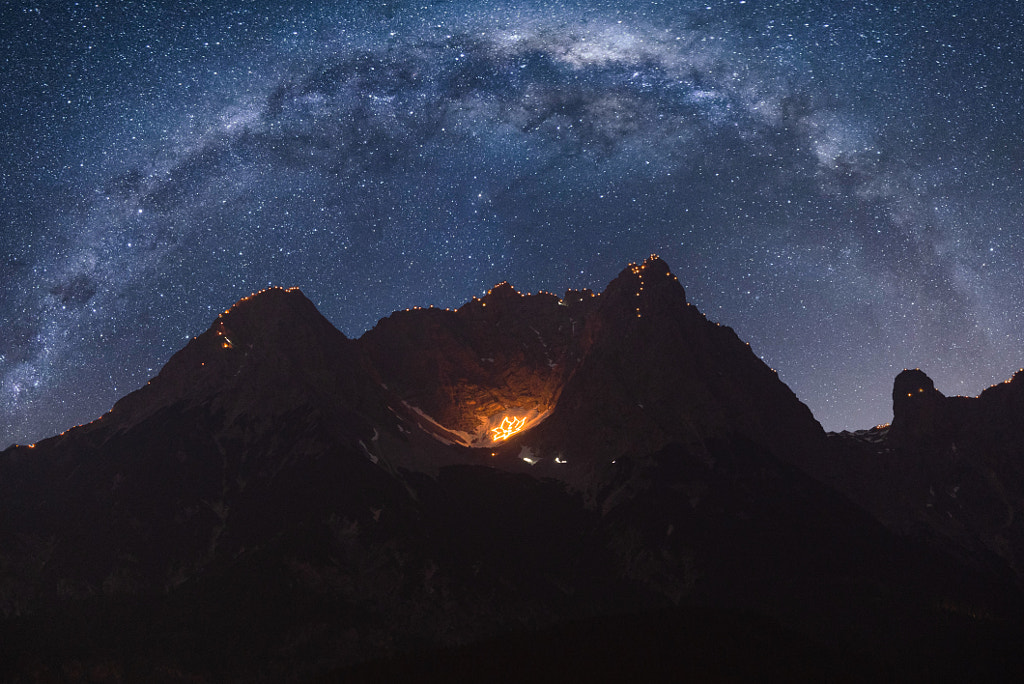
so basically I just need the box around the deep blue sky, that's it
[3,0,1023,447]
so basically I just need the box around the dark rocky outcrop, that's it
[890,367,948,444]
[826,367,1024,589]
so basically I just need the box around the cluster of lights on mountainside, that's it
[216,322,235,350]
[629,262,646,319]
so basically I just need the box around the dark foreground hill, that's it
[2,256,1023,682]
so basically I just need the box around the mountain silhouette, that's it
[2,256,1023,682]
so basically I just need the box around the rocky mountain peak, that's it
[889,368,946,443]
[479,280,520,302]
[601,254,687,321]
[212,286,344,352]
[101,286,355,435]
[892,367,940,402]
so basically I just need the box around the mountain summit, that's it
[358,255,823,484]
[2,257,1023,682]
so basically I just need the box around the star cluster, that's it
[3,0,1023,446]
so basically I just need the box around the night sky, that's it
[3,0,1023,447]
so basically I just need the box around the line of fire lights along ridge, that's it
[12,258,1024,448]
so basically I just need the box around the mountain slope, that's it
[826,367,1024,587]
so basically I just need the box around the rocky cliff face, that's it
[2,258,1023,682]
[360,281,579,447]
[522,257,826,487]
[827,367,1024,584]
[360,256,826,488]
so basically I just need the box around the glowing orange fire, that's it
[491,415,527,441]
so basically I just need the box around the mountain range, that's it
[2,255,1023,682]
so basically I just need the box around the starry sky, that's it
[3,0,1024,447]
